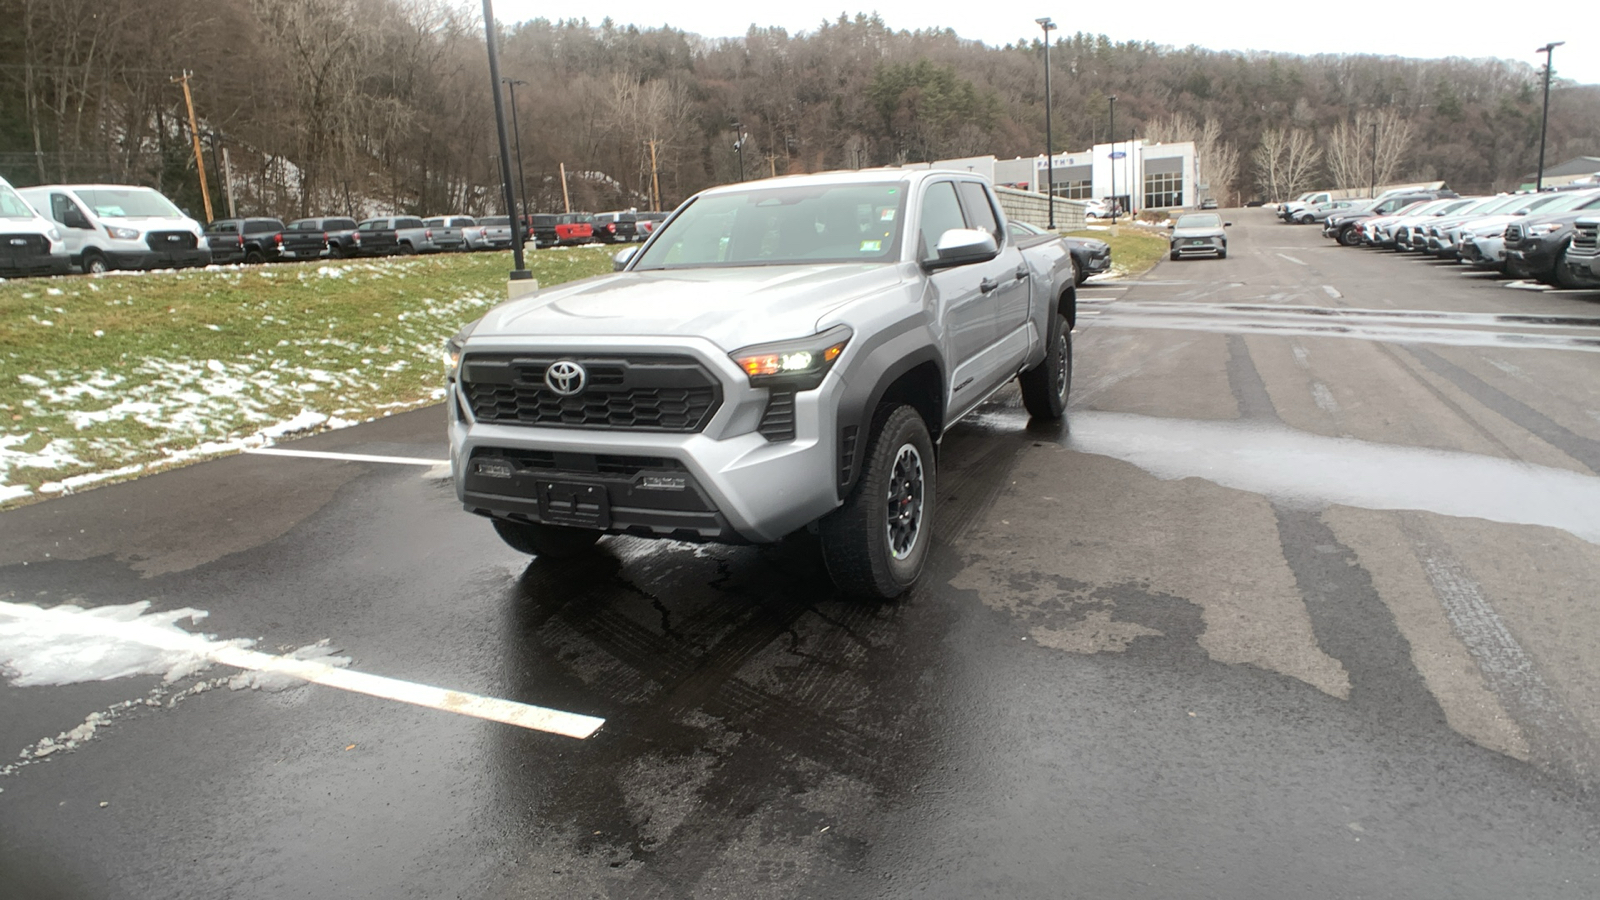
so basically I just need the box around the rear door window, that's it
[918,181,969,261]
[956,181,1001,242]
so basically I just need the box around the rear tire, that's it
[821,405,935,600]
[327,243,345,259]
[244,249,265,265]
[1018,310,1071,421]
[492,519,602,559]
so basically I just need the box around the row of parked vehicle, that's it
[1276,184,1600,289]
[0,174,672,278]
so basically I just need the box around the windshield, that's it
[74,187,182,219]
[1519,191,1599,215]
[633,182,907,269]
[0,185,38,219]
[1174,214,1221,228]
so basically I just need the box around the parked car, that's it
[591,211,638,244]
[528,214,559,248]
[424,215,473,252]
[446,169,1076,599]
[1562,217,1600,285]
[17,183,210,273]
[1199,198,1219,210]
[1169,212,1229,259]
[353,218,400,256]
[1454,191,1594,271]
[1008,220,1108,284]
[1292,199,1363,224]
[1278,191,1333,221]
[1389,198,1480,251]
[1324,191,1455,246]
[1083,199,1112,219]
[556,212,594,246]
[1502,189,1600,284]
[475,215,518,250]
[635,211,668,239]
[355,216,442,255]
[279,216,361,260]
[0,175,72,277]
[204,217,289,264]
[1417,196,1519,257]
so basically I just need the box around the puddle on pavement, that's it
[1065,411,1600,544]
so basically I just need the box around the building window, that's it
[1143,171,1183,208]
[1053,180,1092,199]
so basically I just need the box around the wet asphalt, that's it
[4,210,1600,898]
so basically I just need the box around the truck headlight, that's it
[1525,223,1564,237]
[444,320,479,381]
[107,226,140,240]
[731,325,851,391]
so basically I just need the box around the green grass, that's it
[0,248,614,504]
[1065,227,1170,278]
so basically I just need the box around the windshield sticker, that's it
[880,209,896,221]
[860,240,882,252]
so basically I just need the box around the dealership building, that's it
[991,140,1200,212]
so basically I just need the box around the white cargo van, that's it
[0,176,72,278]
[17,183,210,273]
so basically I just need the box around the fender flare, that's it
[833,331,945,501]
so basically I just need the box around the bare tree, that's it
[1254,127,1322,201]
[1326,109,1415,192]
[1146,113,1241,205]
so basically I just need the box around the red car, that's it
[555,213,593,245]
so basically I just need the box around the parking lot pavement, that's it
[4,208,1600,898]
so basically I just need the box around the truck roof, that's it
[695,168,974,200]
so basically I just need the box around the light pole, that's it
[1369,119,1378,198]
[1036,17,1057,229]
[480,0,528,278]
[1108,95,1117,225]
[733,121,747,181]
[502,77,530,247]
[1535,41,1564,191]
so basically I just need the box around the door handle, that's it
[979,277,999,294]
[1015,266,1029,281]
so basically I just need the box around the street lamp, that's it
[502,77,530,248]
[1108,95,1117,225]
[1036,17,1057,229]
[1535,41,1564,191]
[732,121,747,181]
[480,0,528,278]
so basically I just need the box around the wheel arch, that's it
[834,339,945,502]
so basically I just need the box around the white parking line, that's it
[0,601,604,740]
[1322,285,1342,299]
[247,447,448,466]
[1277,253,1307,265]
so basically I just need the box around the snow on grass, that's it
[0,248,613,504]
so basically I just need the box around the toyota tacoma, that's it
[446,170,1077,598]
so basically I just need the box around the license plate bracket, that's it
[536,480,611,528]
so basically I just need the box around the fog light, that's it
[475,459,513,479]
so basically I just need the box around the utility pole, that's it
[502,77,531,248]
[1535,41,1564,191]
[767,152,778,178]
[559,162,571,213]
[1369,119,1378,198]
[171,71,213,222]
[1036,17,1057,229]
[647,139,662,211]
[221,146,237,218]
[1108,95,1117,225]
[480,0,529,278]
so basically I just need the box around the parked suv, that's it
[0,175,71,277]
[529,214,559,249]
[1503,189,1600,285]
[280,216,361,259]
[556,213,594,246]
[205,217,288,265]
[1562,217,1600,285]
[18,183,209,273]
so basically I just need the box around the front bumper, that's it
[448,337,845,545]
[102,248,212,270]
[0,253,72,277]
[1171,237,1224,257]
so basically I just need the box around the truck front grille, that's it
[0,233,50,260]
[462,353,721,432]
[1569,222,1599,261]
[146,230,198,250]
[1504,224,1523,242]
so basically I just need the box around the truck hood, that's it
[98,215,202,234]
[476,263,906,350]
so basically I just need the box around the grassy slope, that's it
[1065,227,1170,278]
[0,248,613,502]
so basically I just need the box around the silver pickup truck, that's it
[446,169,1076,598]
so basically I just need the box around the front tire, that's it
[821,405,935,600]
[82,251,109,275]
[1339,226,1361,247]
[1018,310,1071,420]
[492,519,602,559]
[1170,250,1180,261]
[1553,247,1583,289]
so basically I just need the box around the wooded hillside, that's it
[4,0,1596,218]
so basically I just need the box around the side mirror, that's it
[1224,222,1233,227]
[612,246,639,271]
[925,228,998,269]
[62,208,91,229]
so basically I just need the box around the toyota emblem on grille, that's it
[545,360,586,396]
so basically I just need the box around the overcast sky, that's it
[491,1,1597,86]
